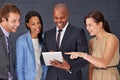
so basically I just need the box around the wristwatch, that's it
[66,67,72,74]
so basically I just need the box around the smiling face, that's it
[2,12,20,33]
[85,18,102,36]
[53,6,69,29]
[26,16,41,38]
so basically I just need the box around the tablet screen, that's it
[42,52,63,66]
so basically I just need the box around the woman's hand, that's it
[65,52,87,59]
[65,52,80,59]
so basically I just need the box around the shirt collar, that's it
[56,22,69,32]
[0,24,9,37]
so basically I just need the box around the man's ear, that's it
[2,17,7,23]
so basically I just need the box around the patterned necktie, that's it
[6,36,13,80]
[7,37,10,54]
[56,29,62,48]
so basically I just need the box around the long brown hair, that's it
[84,10,112,33]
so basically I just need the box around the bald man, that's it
[42,3,88,80]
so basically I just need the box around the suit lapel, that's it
[52,28,58,50]
[0,27,8,55]
[26,32,35,60]
[60,24,73,50]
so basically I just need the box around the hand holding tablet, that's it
[42,52,63,66]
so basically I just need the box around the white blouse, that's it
[32,38,42,80]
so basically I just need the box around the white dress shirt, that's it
[56,22,69,47]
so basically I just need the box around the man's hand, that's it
[50,59,70,70]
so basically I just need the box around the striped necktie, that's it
[6,36,13,80]
[56,29,62,48]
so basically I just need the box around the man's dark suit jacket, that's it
[42,23,88,80]
[0,27,16,80]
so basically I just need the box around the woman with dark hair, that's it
[16,11,47,80]
[66,10,120,80]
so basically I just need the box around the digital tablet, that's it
[42,52,63,66]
